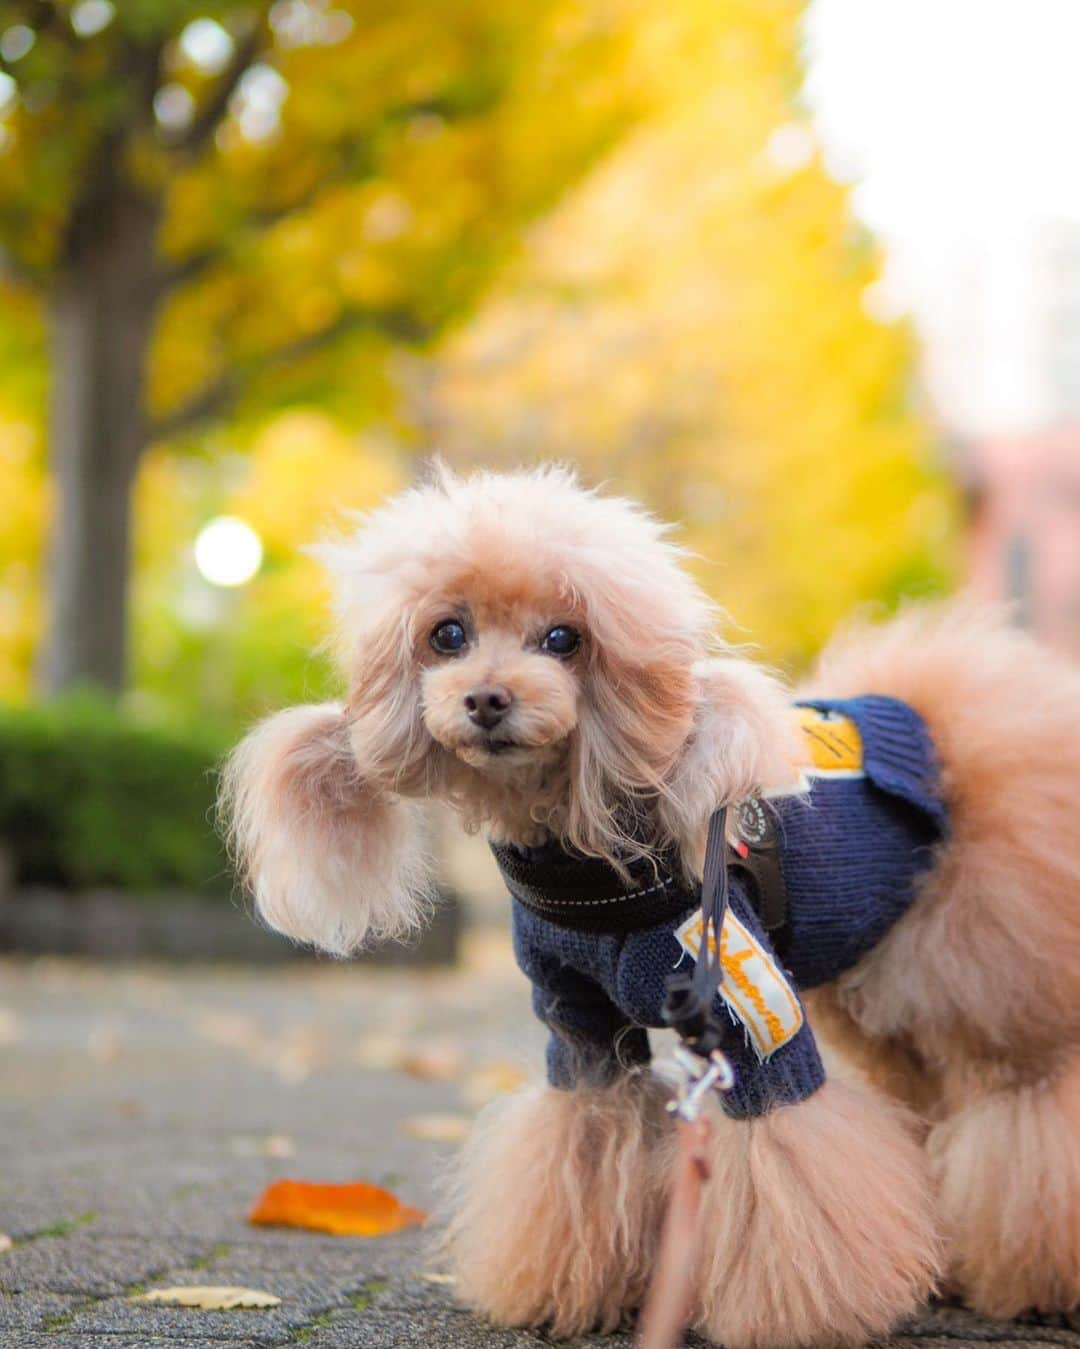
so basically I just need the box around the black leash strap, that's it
[661,806,731,1055]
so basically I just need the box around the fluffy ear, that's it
[658,657,800,867]
[219,703,433,957]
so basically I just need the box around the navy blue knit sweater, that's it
[492,696,946,1119]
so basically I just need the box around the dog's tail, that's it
[797,597,1080,1059]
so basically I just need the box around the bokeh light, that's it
[193,517,264,588]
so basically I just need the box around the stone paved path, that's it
[0,941,1077,1348]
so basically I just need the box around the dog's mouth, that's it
[467,734,528,757]
[448,731,552,769]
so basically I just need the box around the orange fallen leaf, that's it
[248,1180,426,1237]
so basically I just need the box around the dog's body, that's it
[223,467,1080,1347]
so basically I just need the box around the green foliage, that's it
[0,0,644,423]
[0,694,230,893]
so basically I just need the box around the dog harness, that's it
[491,696,947,1119]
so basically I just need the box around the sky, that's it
[804,0,1080,432]
[805,0,1080,238]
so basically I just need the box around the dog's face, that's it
[418,584,584,772]
[318,465,718,852]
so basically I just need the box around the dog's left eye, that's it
[541,625,580,657]
[430,620,468,654]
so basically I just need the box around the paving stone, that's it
[0,1234,208,1297]
[0,1288,86,1333]
[0,953,1076,1348]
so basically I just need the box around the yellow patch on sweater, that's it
[794,706,865,778]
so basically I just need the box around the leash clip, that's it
[667,1044,734,1123]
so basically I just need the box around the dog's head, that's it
[223,464,798,956]
[317,464,793,863]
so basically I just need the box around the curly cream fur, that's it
[220,469,1080,1342]
[440,1074,674,1337]
[799,599,1080,1316]
[691,1081,941,1349]
[312,462,766,868]
[220,703,432,956]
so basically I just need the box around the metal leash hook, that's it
[637,806,737,1349]
[669,1043,735,1122]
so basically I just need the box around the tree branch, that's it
[155,245,227,292]
[154,94,461,296]
[166,11,268,159]
[148,307,431,441]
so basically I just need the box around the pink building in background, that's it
[965,427,1080,658]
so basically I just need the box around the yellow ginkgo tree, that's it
[0,0,646,695]
[432,0,959,669]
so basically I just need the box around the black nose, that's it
[464,685,512,730]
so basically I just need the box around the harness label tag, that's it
[674,909,803,1060]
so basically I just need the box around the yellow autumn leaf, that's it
[131,1286,281,1310]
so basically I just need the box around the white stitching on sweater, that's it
[521,876,675,907]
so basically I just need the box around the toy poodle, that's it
[221,465,1080,1347]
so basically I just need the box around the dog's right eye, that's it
[430,619,468,654]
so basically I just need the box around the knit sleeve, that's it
[708,885,827,1118]
[614,879,826,1119]
[511,905,651,1090]
[776,695,948,988]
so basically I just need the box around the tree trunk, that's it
[40,188,161,697]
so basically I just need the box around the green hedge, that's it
[0,697,232,895]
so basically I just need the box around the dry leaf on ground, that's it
[396,1042,465,1080]
[0,1009,22,1045]
[353,1035,464,1080]
[131,1286,281,1310]
[404,1113,472,1143]
[230,1133,296,1159]
[353,1033,409,1071]
[0,1234,13,1254]
[248,1179,426,1237]
[419,1271,457,1286]
[461,1061,527,1107]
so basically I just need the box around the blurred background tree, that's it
[0,0,645,697]
[0,0,958,728]
[431,1,958,668]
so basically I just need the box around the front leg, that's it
[683,922,940,1348]
[617,892,941,1348]
[691,1077,941,1349]
[443,959,670,1336]
[444,1072,672,1336]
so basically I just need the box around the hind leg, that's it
[442,1072,672,1336]
[691,1079,941,1349]
[929,1054,1080,1317]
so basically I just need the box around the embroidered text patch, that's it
[674,909,803,1059]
